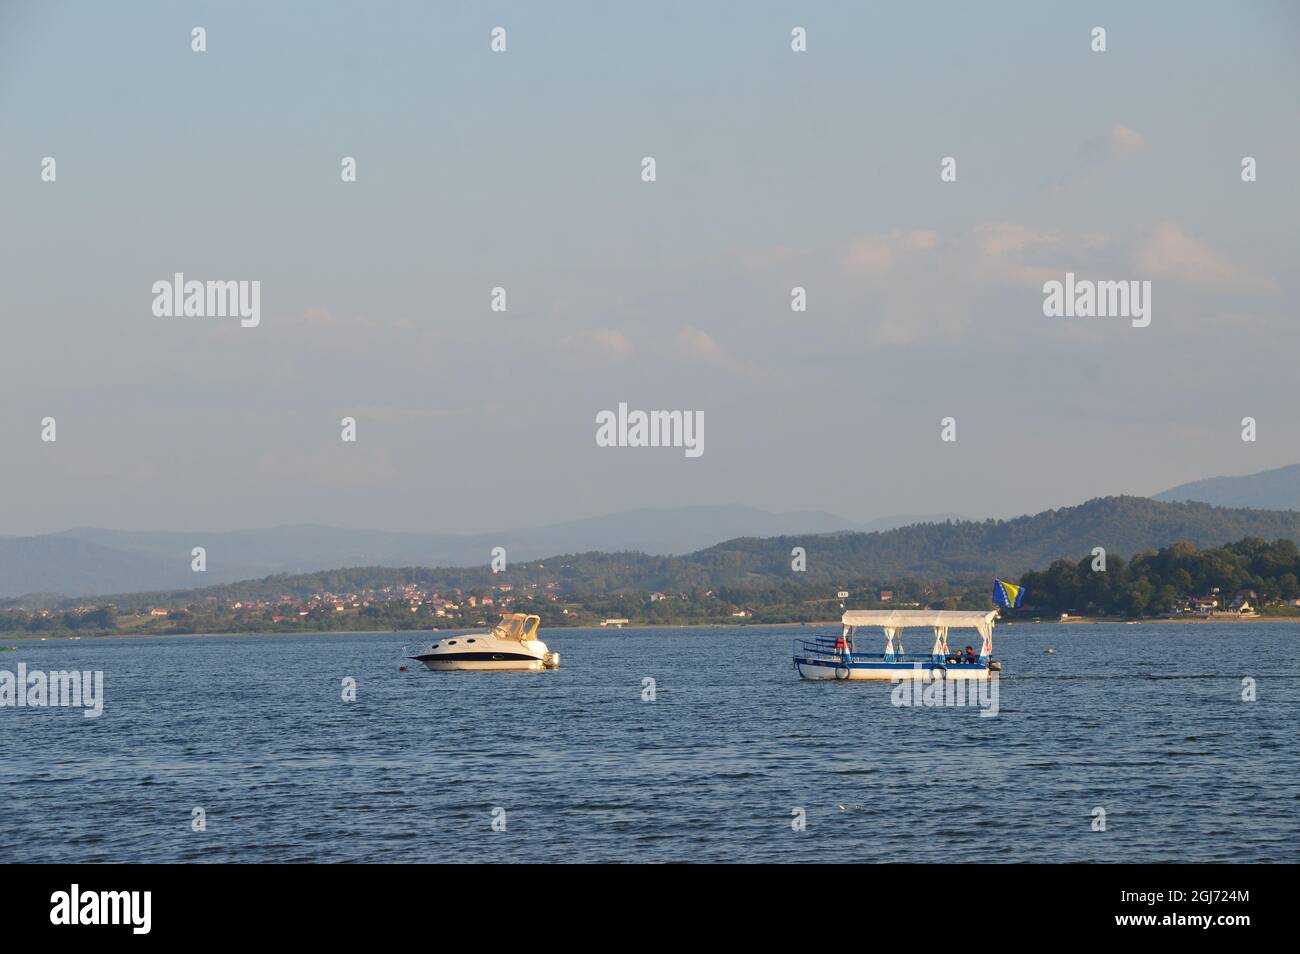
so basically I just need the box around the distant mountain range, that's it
[19,496,1300,607]
[0,506,962,599]
[1155,463,1300,511]
[523,495,1300,593]
[5,464,1299,601]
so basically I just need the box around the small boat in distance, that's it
[794,610,1001,681]
[407,613,560,672]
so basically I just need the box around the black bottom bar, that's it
[2,863,1282,941]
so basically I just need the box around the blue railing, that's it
[794,638,983,665]
[793,639,938,662]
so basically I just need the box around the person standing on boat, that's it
[835,630,852,665]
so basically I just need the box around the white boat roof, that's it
[842,610,996,629]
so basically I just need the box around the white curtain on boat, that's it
[975,617,993,660]
[883,626,899,661]
[931,626,949,659]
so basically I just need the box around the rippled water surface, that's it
[1,623,1297,862]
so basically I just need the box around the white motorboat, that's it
[407,613,559,672]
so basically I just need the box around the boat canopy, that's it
[841,610,996,663]
[842,610,996,631]
[492,613,541,641]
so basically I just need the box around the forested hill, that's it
[57,496,1300,606]
[662,495,1300,588]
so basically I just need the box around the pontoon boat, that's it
[407,613,559,672]
[794,610,1001,680]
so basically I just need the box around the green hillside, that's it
[47,495,1300,606]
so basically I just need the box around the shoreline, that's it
[1039,615,1293,625]
[3,614,1298,643]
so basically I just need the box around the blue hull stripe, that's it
[795,656,986,672]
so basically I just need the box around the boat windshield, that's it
[494,617,524,639]
[492,615,540,641]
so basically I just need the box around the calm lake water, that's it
[1,623,1297,863]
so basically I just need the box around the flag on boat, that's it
[992,579,1024,609]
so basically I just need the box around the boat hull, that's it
[795,656,992,681]
[408,633,557,672]
[416,655,545,672]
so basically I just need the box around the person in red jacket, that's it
[963,645,978,664]
[834,633,851,663]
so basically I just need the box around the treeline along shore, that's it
[3,534,1299,639]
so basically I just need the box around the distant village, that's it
[1057,588,1272,622]
[6,578,725,636]
[6,578,853,635]
[4,575,1297,638]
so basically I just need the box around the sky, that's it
[1,0,1298,536]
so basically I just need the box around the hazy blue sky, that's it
[2,1,1298,535]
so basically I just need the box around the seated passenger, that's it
[963,645,978,664]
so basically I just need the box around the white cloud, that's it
[842,229,938,276]
[756,219,1278,350]
[562,327,634,361]
[968,223,1070,286]
[675,325,727,362]
[1135,223,1279,293]
[673,325,755,375]
[1109,124,1149,159]
[588,328,634,360]
[974,223,1060,258]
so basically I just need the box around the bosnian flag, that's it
[993,579,1024,609]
